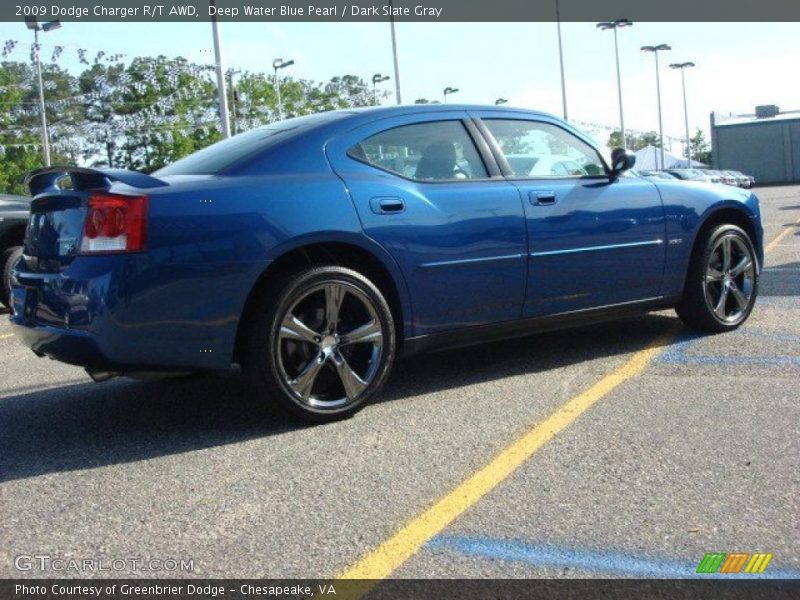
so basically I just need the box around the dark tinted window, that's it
[156,112,350,176]
[349,120,487,181]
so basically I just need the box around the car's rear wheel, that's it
[676,224,758,332]
[245,266,396,422]
[0,245,23,310]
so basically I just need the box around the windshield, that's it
[155,111,351,176]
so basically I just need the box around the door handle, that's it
[529,191,556,206]
[370,197,405,214]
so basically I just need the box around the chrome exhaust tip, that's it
[86,369,120,383]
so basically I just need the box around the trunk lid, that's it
[21,166,167,271]
[25,193,87,260]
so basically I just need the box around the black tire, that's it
[676,224,758,333]
[244,265,396,423]
[0,245,23,310]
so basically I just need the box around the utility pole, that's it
[597,20,633,148]
[389,0,402,104]
[642,44,672,169]
[556,0,568,120]
[25,17,61,166]
[210,0,231,138]
[671,62,696,168]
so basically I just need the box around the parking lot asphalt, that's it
[0,185,798,581]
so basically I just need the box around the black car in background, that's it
[0,193,30,309]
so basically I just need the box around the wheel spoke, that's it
[721,237,732,272]
[706,267,724,283]
[288,351,326,400]
[714,286,729,319]
[339,319,383,347]
[730,256,752,277]
[729,282,748,311]
[330,350,367,400]
[280,314,320,344]
[324,284,346,332]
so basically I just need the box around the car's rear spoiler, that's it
[25,166,168,196]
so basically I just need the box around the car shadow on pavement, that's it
[0,313,684,483]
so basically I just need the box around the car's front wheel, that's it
[676,224,758,332]
[245,266,396,422]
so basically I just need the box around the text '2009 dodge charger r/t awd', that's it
[10,105,763,422]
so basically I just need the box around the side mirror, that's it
[610,148,635,176]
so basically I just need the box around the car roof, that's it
[320,103,561,132]
[343,103,554,119]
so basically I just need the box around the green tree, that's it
[111,56,221,172]
[0,60,82,194]
[607,130,624,149]
[690,128,711,165]
[79,61,126,167]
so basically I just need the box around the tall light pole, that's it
[372,73,390,104]
[209,0,231,139]
[641,43,671,169]
[670,61,696,168]
[555,0,568,120]
[272,58,294,121]
[597,19,632,149]
[443,87,459,103]
[495,98,508,105]
[388,0,402,104]
[25,17,60,167]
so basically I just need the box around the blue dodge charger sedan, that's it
[10,105,763,421]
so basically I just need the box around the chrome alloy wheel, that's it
[275,282,384,409]
[703,233,756,324]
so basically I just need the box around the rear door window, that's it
[349,120,488,181]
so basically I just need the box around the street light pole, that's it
[642,44,671,169]
[443,87,459,103]
[34,28,50,166]
[272,58,294,120]
[25,17,60,167]
[210,0,231,139]
[555,0,568,120]
[388,0,402,104]
[597,19,632,148]
[670,61,696,168]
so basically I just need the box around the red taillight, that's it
[80,192,148,254]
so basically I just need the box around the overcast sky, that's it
[2,20,798,142]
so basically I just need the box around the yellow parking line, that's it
[336,333,671,585]
[765,218,800,254]
[336,221,794,591]
[0,333,13,340]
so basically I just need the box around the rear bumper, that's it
[10,319,108,368]
[10,255,142,370]
[9,254,240,372]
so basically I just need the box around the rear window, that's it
[155,112,351,176]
